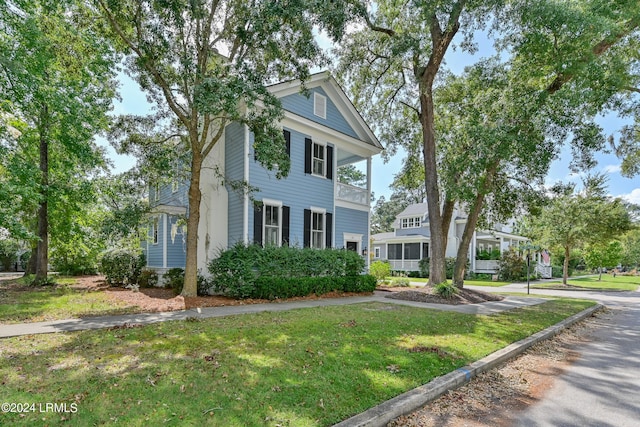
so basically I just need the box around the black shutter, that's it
[325,212,333,248]
[282,206,290,246]
[284,130,291,157]
[304,138,312,174]
[303,209,311,248]
[253,203,263,246]
[326,145,334,180]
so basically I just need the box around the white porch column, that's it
[471,230,477,272]
[499,236,504,255]
[243,124,250,244]
[366,156,372,270]
[162,214,167,268]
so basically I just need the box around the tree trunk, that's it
[182,148,203,297]
[34,104,49,285]
[23,240,37,276]
[452,163,498,287]
[441,198,455,254]
[420,92,446,285]
[563,246,570,285]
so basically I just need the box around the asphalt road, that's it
[471,283,640,427]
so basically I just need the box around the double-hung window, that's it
[311,211,325,249]
[263,203,281,247]
[312,142,325,176]
[152,216,159,245]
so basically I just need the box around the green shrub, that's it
[163,268,211,296]
[19,251,31,270]
[369,260,391,282]
[407,271,421,278]
[209,243,366,296]
[50,254,98,276]
[208,243,371,299]
[467,272,493,280]
[138,269,159,288]
[0,239,18,271]
[434,281,459,299]
[391,277,410,287]
[164,268,185,295]
[248,274,376,300]
[498,249,528,282]
[99,248,145,286]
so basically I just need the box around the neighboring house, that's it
[145,72,383,277]
[371,203,552,278]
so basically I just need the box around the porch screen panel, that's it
[388,244,402,260]
[404,243,420,260]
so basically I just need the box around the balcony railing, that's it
[388,259,421,272]
[475,260,499,272]
[336,182,368,206]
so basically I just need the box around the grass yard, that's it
[533,274,640,291]
[462,279,512,287]
[0,279,140,324]
[0,299,594,426]
[385,277,512,287]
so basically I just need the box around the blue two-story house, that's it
[145,72,383,276]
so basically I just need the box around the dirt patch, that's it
[387,309,606,427]
[6,275,372,313]
[381,286,504,305]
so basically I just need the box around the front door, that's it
[346,241,358,252]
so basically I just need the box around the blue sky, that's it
[104,30,640,206]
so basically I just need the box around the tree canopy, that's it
[1,0,118,282]
[95,0,358,295]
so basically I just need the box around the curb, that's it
[333,303,604,427]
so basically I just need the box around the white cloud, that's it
[619,188,640,205]
[603,164,622,174]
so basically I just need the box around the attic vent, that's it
[314,92,326,119]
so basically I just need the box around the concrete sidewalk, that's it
[0,293,547,339]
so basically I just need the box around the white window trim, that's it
[151,216,159,245]
[314,92,327,119]
[374,247,381,258]
[311,140,327,178]
[263,199,283,247]
[310,206,326,249]
[400,216,422,229]
[154,184,160,202]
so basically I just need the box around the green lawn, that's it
[0,299,594,426]
[0,280,140,324]
[385,277,512,287]
[533,274,640,291]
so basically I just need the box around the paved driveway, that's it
[468,282,640,427]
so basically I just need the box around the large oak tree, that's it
[96,0,357,295]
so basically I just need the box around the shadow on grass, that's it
[0,300,588,426]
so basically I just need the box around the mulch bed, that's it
[379,286,504,305]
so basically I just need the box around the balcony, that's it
[336,182,368,206]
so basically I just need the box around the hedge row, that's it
[250,275,376,300]
[208,243,374,299]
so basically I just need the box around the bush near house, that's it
[497,249,533,282]
[98,248,145,286]
[369,260,391,282]
[162,268,210,296]
[0,239,19,271]
[208,243,375,299]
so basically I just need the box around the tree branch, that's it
[547,16,640,94]
[363,13,395,37]
[96,0,189,125]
